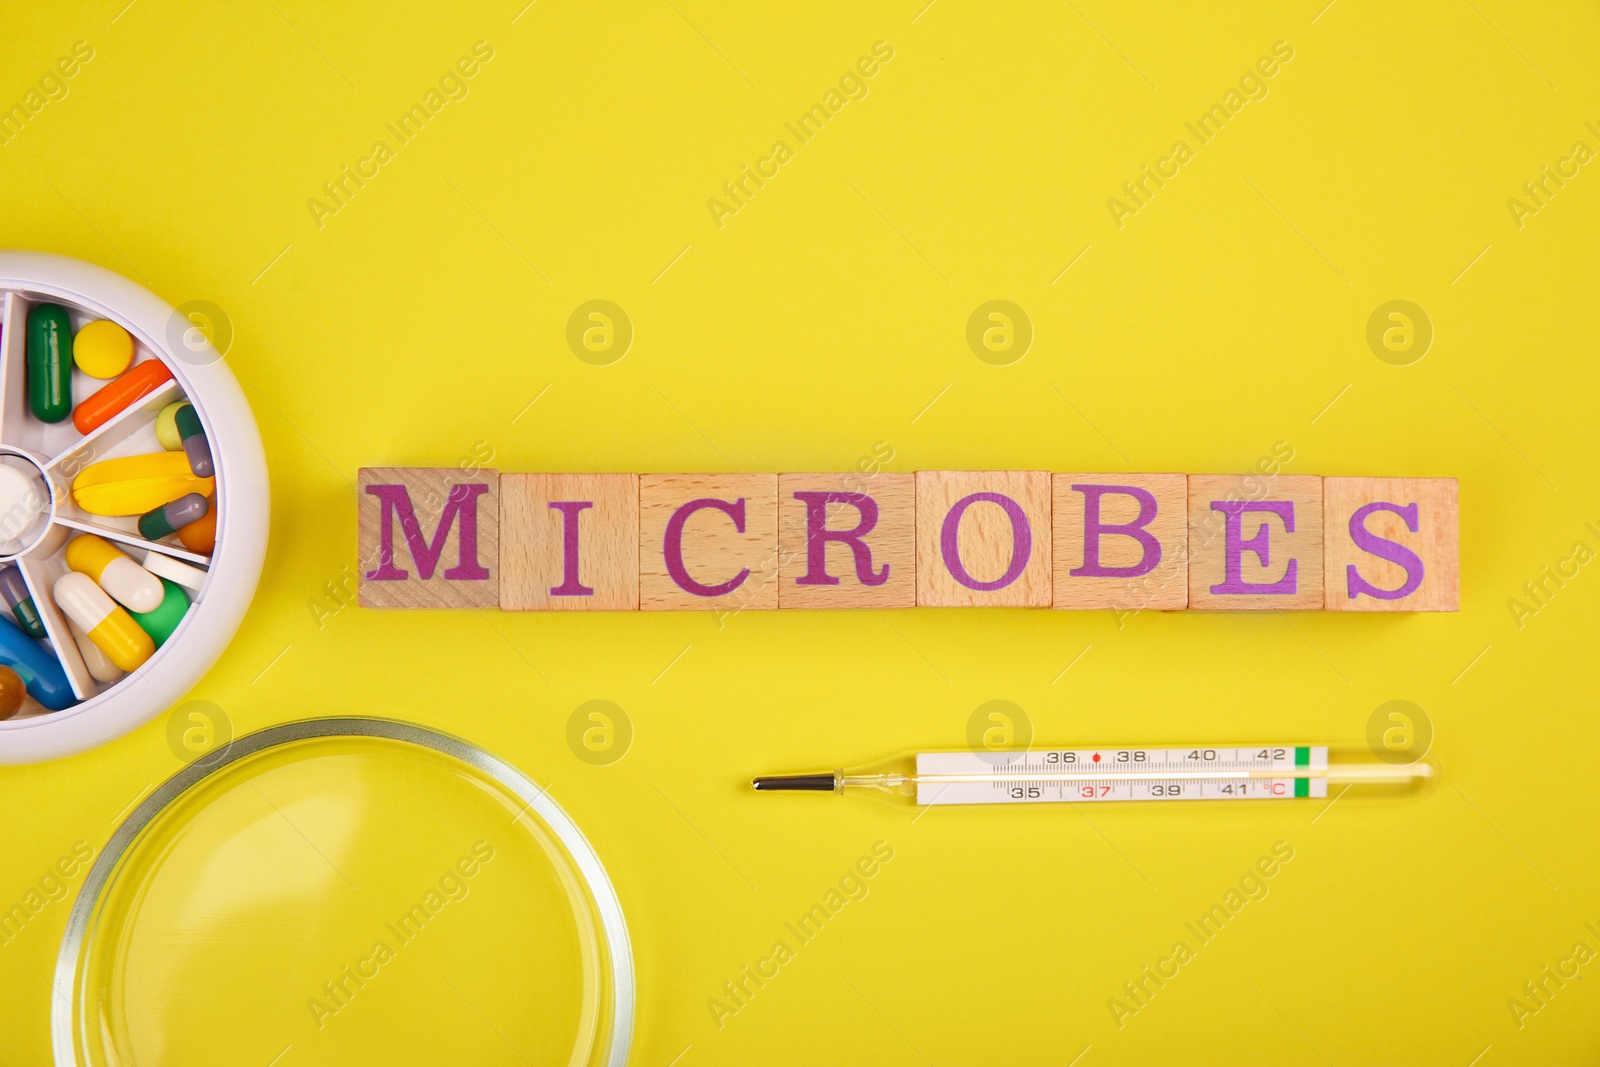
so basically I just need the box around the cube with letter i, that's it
[1052,474,1188,610]
[777,473,915,608]
[1322,477,1459,611]
[358,467,500,608]
[916,471,1051,607]
[639,474,779,611]
[1187,474,1324,610]
[500,473,639,610]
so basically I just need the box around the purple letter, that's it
[548,500,595,596]
[1069,484,1161,579]
[792,491,889,587]
[1346,501,1424,600]
[1209,500,1297,595]
[940,492,1031,591]
[365,483,490,581]
[664,497,749,597]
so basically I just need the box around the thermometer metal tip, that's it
[751,773,836,792]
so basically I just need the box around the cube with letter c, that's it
[916,471,1051,607]
[640,474,779,611]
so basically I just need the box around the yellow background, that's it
[2,0,1598,1063]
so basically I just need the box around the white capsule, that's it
[137,549,208,593]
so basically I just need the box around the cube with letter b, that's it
[1052,474,1188,610]
[1322,477,1458,611]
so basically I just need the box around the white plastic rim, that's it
[0,251,268,763]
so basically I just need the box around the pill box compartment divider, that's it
[0,286,213,718]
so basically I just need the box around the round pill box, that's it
[0,252,267,763]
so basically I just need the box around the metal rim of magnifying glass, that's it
[52,717,636,1067]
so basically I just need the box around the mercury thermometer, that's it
[752,745,1434,806]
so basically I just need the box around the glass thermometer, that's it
[752,745,1435,806]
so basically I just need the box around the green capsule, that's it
[130,577,189,647]
[26,303,73,423]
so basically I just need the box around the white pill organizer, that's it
[0,252,267,763]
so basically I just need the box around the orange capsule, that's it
[177,494,216,554]
[73,359,174,435]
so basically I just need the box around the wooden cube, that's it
[1052,474,1188,610]
[501,473,639,610]
[777,473,915,608]
[915,471,1051,607]
[1187,474,1322,610]
[1322,477,1459,611]
[639,474,779,611]
[359,467,499,608]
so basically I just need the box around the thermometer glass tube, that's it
[753,745,1436,806]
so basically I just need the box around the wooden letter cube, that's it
[359,467,499,608]
[1187,474,1323,610]
[778,472,915,609]
[1322,477,1459,611]
[915,471,1051,607]
[1052,473,1188,610]
[500,473,639,610]
[640,474,779,611]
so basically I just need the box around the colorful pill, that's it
[0,665,24,720]
[66,534,166,613]
[26,303,73,423]
[70,621,123,683]
[178,495,216,554]
[155,401,184,450]
[72,359,174,435]
[0,614,74,710]
[138,549,207,592]
[173,403,214,478]
[72,452,213,516]
[0,565,45,639]
[54,573,153,673]
[74,319,134,379]
[130,578,189,647]
[138,493,209,540]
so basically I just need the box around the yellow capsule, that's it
[54,572,154,673]
[72,452,214,516]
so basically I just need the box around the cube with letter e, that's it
[1187,474,1323,610]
